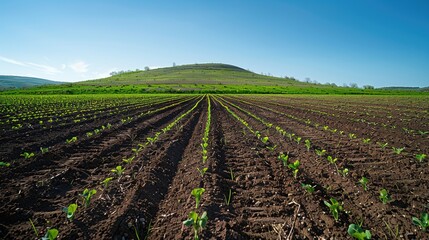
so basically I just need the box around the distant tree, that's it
[350,83,359,88]
[110,71,118,76]
[173,62,176,67]
[363,85,374,89]
[305,77,311,83]
[144,66,150,71]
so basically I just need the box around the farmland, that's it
[0,94,428,239]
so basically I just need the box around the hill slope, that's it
[1,63,427,95]
[0,75,64,89]
[81,63,302,86]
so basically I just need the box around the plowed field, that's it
[1,94,428,239]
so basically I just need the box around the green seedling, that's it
[229,168,234,181]
[197,167,208,177]
[66,136,77,144]
[392,147,405,155]
[418,130,428,136]
[315,149,326,157]
[412,212,429,232]
[183,211,208,240]
[348,223,372,240]
[106,123,112,129]
[295,137,302,145]
[146,137,156,145]
[301,183,315,194]
[29,218,38,237]
[201,142,208,149]
[362,138,371,144]
[277,152,289,167]
[287,160,300,178]
[0,162,10,167]
[122,156,135,164]
[224,188,232,206]
[41,228,58,240]
[191,188,205,209]
[377,142,388,149]
[266,145,277,152]
[324,198,343,221]
[261,136,269,144]
[327,156,337,165]
[359,177,368,191]
[62,203,78,221]
[338,168,349,177]
[304,139,311,151]
[21,152,35,159]
[111,165,125,176]
[102,177,113,188]
[86,132,93,137]
[379,188,391,204]
[81,188,97,207]
[415,153,427,162]
[323,125,329,131]
[255,131,261,139]
[40,147,49,154]
[349,133,357,139]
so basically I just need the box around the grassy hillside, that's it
[82,63,302,86]
[1,63,428,95]
[0,75,64,89]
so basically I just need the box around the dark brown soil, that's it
[0,95,428,240]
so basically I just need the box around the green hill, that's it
[1,63,427,95]
[82,63,301,86]
[0,75,64,89]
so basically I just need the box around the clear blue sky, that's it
[1,0,428,87]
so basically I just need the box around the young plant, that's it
[324,198,343,221]
[338,168,349,177]
[392,147,405,155]
[40,147,49,154]
[379,188,391,204]
[304,139,311,151]
[122,156,135,164]
[348,223,372,240]
[111,165,125,176]
[415,153,427,162]
[62,203,78,221]
[197,167,208,177]
[359,177,368,191]
[41,228,59,240]
[348,133,357,139]
[412,212,429,232]
[224,188,232,206]
[277,152,289,167]
[362,138,371,144]
[191,188,205,209]
[86,132,93,137]
[66,136,78,144]
[261,136,269,144]
[29,218,38,237]
[295,137,302,145]
[287,160,300,178]
[266,145,277,152]
[0,162,10,167]
[183,211,208,240]
[315,149,326,157]
[327,156,337,165]
[81,188,97,207]
[20,152,35,159]
[377,142,388,149]
[301,183,315,194]
[102,177,113,188]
